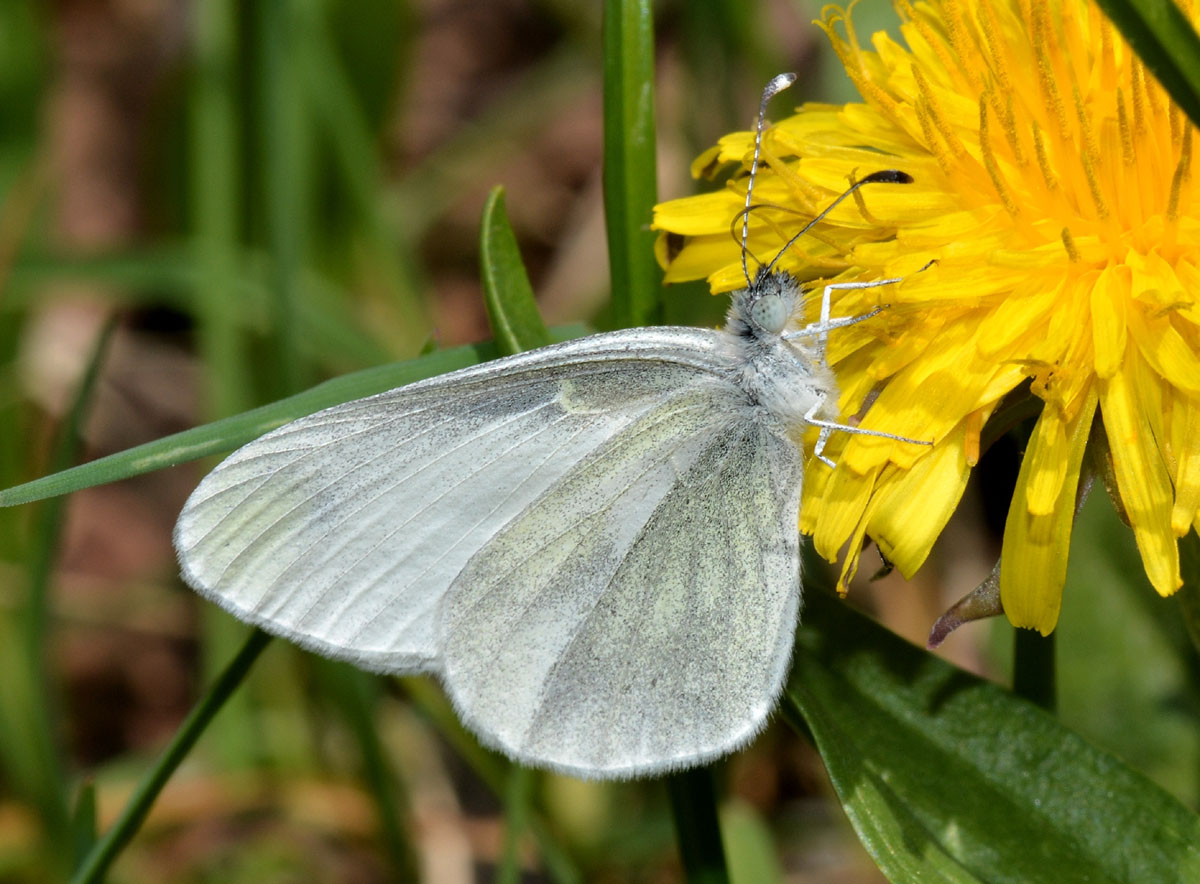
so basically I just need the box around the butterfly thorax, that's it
[722,269,838,435]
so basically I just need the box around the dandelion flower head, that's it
[653,0,1200,634]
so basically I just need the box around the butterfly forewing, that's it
[173,328,744,675]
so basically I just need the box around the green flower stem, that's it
[602,0,661,328]
[258,0,307,395]
[71,628,272,884]
[1178,530,1200,656]
[1012,628,1057,713]
[1175,531,1200,806]
[667,767,730,884]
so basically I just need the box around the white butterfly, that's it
[173,75,923,779]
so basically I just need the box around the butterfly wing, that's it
[173,328,745,674]
[440,396,804,778]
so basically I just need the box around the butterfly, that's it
[173,74,924,779]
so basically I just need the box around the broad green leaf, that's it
[1095,0,1200,129]
[480,186,552,354]
[602,0,661,328]
[786,590,1200,884]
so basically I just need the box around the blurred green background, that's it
[0,0,1193,881]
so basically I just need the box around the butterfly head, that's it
[748,283,789,334]
[727,267,801,342]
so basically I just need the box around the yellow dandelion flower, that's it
[653,0,1200,635]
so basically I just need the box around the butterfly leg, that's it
[787,260,937,360]
[805,396,933,467]
[784,277,902,362]
[795,263,940,466]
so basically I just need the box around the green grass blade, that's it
[300,11,430,354]
[0,318,588,509]
[391,48,589,243]
[602,0,661,328]
[1095,0,1200,128]
[719,803,783,884]
[190,0,263,774]
[17,318,118,862]
[6,248,395,370]
[481,186,552,354]
[677,0,774,135]
[70,780,97,871]
[0,344,495,507]
[403,679,581,883]
[786,590,1200,883]
[71,629,272,884]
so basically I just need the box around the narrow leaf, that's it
[71,780,97,870]
[786,590,1200,883]
[1011,628,1056,712]
[480,186,552,354]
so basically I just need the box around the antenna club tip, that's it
[861,169,914,185]
[762,73,798,103]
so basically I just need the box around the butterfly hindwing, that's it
[440,400,804,777]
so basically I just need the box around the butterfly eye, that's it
[750,294,788,333]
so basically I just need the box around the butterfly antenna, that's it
[764,169,913,275]
[742,73,798,287]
